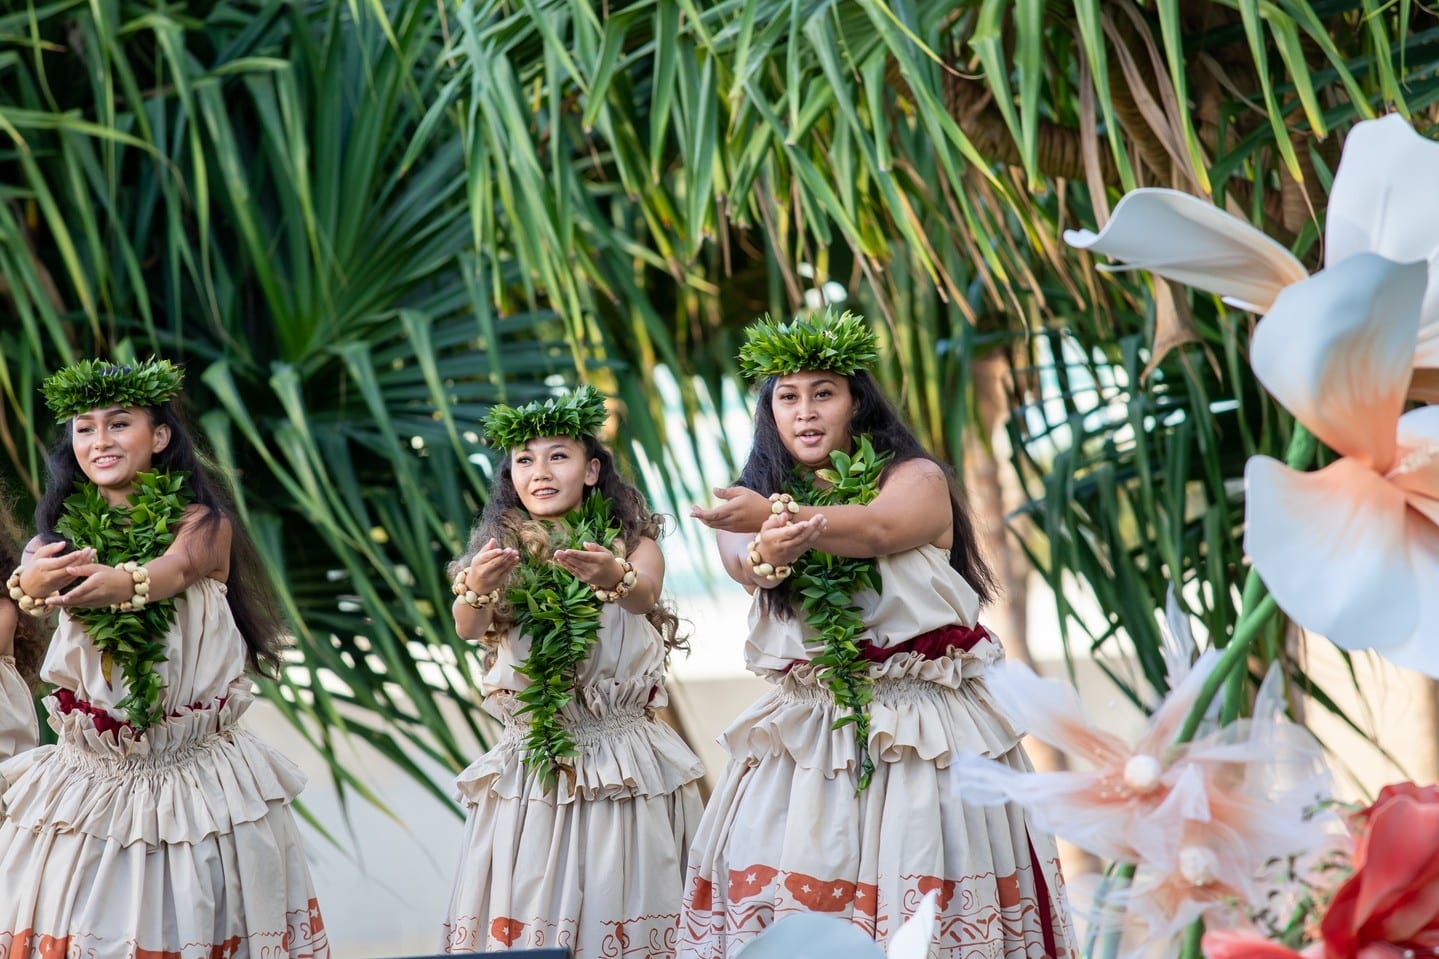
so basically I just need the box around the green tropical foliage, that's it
[3,0,1437,818]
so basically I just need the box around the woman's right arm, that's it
[452,538,519,641]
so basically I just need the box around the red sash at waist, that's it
[857,623,991,663]
[52,688,226,737]
[787,623,992,672]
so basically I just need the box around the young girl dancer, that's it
[1,495,40,763]
[442,385,704,956]
[0,357,329,958]
[679,311,1075,958]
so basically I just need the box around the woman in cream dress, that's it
[681,312,1075,959]
[0,359,327,959]
[442,388,704,956]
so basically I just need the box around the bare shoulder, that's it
[879,457,949,489]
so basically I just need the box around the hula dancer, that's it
[1,494,41,764]
[441,386,704,956]
[0,358,329,958]
[678,311,1076,958]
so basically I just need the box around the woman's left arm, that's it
[47,505,230,610]
[795,458,953,557]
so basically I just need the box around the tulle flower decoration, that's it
[954,646,1333,952]
[1203,782,1439,959]
[1063,114,1439,397]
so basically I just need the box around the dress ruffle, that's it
[458,673,704,804]
[1,682,306,847]
[721,643,1022,776]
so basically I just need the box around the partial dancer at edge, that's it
[0,358,328,958]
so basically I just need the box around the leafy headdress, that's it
[483,384,608,450]
[42,357,185,419]
[738,308,879,381]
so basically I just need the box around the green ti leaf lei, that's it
[53,470,193,730]
[507,491,623,790]
[783,435,893,792]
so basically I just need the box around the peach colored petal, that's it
[1202,929,1305,959]
[1244,456,1417,652]
[1388,406,1439,512]
[1136,650,1220,753]
[948,755,1152,862]
[1325,114,1439,352]
[980,661,1130,767]
[1250,254,1426,470]
[1063,188,1307,312]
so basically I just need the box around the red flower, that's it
[1203,783,1439,959]
[1320,783,1439,957]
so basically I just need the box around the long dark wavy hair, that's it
[738,370,999,616]
[1,490,49,684]
[451,434,686,653]
[34,401,286,677]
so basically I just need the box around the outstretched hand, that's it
[753,510,826,568]
[690,486,772,533]
[19,540,94,599]
[459,538,520,595]
[553,542,624,589]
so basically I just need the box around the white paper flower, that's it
[1244,252,1439,675]
[1064,115,1439,378]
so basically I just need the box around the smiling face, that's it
[71,406,172,506]
[771,371,856,469]
[509,435,601,518]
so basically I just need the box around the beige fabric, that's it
[0,579,329,959]
[443,603,705,956]
[677,545,1077,959]
[0,656,38,768]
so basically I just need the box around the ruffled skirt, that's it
[0,685,328,959]
[676,647,1076,959]
[442,676,705,956]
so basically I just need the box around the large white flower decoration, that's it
[1244,253,1439,675]
[1063,115,1439,391]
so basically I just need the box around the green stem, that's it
[1173,422,1318,958]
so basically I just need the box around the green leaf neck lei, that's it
[506,491,623,790]
[781,435,893,792]
[53,470,193,730]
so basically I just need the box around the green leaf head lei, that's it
[738,308,879,381]
[42,357,185,420]
[483,385,608,450]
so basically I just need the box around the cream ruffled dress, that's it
[0,654,37,763]
[0,579,328,959]
[442,601,705,957]
[676,544,1076,959]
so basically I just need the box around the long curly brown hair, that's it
[1,490,50,684]
[451,435,686,654]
